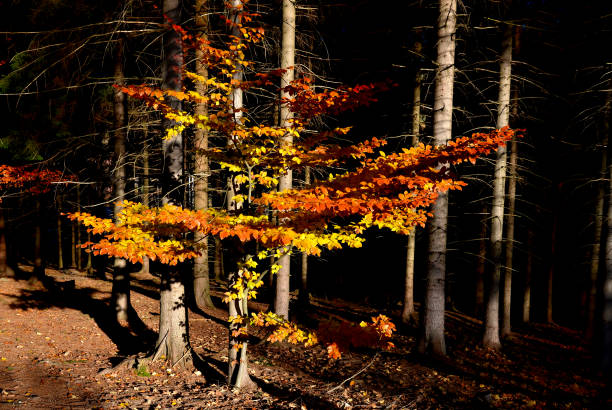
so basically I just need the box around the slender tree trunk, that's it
[228,270,255,389]
[71,201,77,269]
[602,140,612,379]
[76,187,82,270]
[475,202,487,317]
[418,0,456,357]
[34,199,45,280]
[484,18,512,349]
[141,142,150,274]
[587,137,608,340]
[0,207,12,277]
[275,0,296,320]
[214,237,223,280]
[299,166,310,309]
[57,195,63,270]
[547,210,557,324]
[402,65,422,325]
[111,36,131,323]
[502,90,519,336]
[193,0,214,310]
[522,228,533,323]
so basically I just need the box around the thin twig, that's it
[326,353,379,394]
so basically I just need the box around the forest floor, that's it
[0,265,609,409]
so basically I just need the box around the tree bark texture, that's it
[56,195,63,270]
[299,166,310,309]
[275,0,296,320]
[402,66,422,325]
[111,36,131,324]
[152,0,192,366]
[502,89,519,336]
[602,139,612,378]
[419,0,456,357]
[522,229,533,323]
[587,134,609,339]
[484,20,512,349]
[193,0,214,310]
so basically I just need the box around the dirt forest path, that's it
[0,266,610,409]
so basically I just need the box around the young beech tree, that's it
[70,10,517,388]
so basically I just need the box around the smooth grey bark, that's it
[502,90,519,336]
[484,19,513,349]
[402,65,422,325]
[418,0,456,357]
[111,36,131,323]
[193,0,214,310]
[225,0,254,389]
[275,0,296,320]
[151,0,193,368]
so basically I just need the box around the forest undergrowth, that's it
[0,265,608,409]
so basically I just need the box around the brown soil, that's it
[0,265,609,409]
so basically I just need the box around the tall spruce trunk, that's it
[402,65,422,325]
[111,36,131,323]
[274,0,296,320]
[484,19,513,349]
[193,0,214,310]
[418,0,456,357]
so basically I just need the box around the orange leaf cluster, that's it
[0,165,72,202]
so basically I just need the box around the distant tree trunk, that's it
[0,208,12,277]
[602,140,612,379]
[418,0,456,357]
[475,202,488,318]
[150,0,193,367]
[193,0,214,310]
[502,90,519,336]
[402,64,422,325]
[275,0,296,320]
[484,17,512,349]
[547,210,557,324]
[299,166,310,309]
[214,237,223,280]
[140,142,150,274]
[33,199,45,279]
[587,136,608,340]
[56,195,64,270]
[522,228,533,323]
[76,187,82,270]
[111,36,131,324]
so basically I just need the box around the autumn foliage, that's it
[0,165,70,202]
[69,8,519,358]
